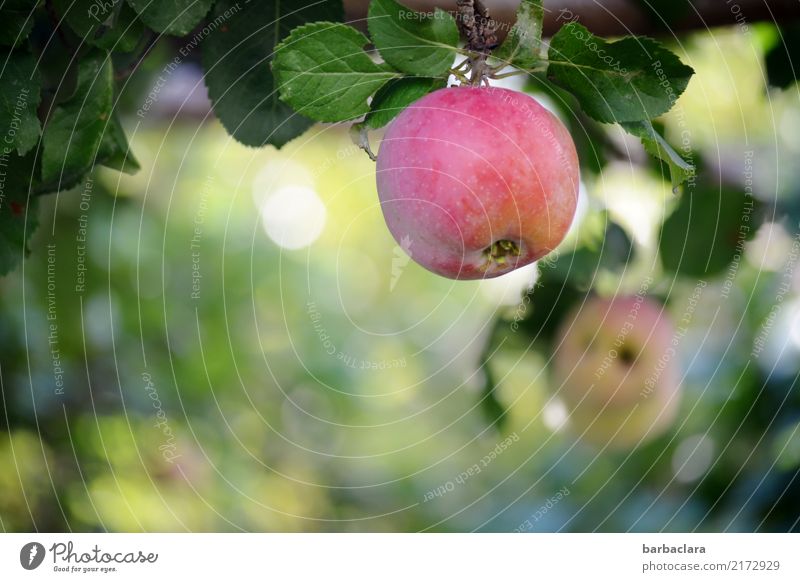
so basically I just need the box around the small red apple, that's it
[376,86,579,280]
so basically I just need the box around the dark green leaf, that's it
[622,119,694,191]
[765,24,800,88]
[203,0,342,148]
[29,25,79,104]
[479,353,508,431]
[512,217,632,345]
[516,268,582,345]
[97,112,139,173]
[41,52,113,184]
[659,187,757,278]
[0,151,39,275]
[599,221,636,270]
[493,0,544,70]
[525,75,608,174]
[126,0,213,36]
[0,51,42,155]
[547,22,694,123]
[92,3,145,53]
[364,76,445,129]
[273,22,400,123]
[53,0,107,40]
[367,0,459,77]
[55,0,143,50]
[477,319,512,431]
[0,0,37,48]
[543,218,635,290]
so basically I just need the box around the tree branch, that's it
[345,0,800,37]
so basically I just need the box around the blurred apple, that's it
[552,294,681,448]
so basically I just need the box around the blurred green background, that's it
[2,24,800,532]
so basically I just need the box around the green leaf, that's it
[53,0,107,40]
[512,217,632,345]
[765,24,800,88]
[0,151,39,276]
[0,51,42,155]
[525,76,609,174]
[493,0,544,70]
[273,22,400,123]
[659,187,757,278]
[622,119,694,191]
[543,218,634,290]
[98,112,139,174]
[203,0,342,148]
[547,22,694,123]
[55,0,143,51]
[33,28,80,104]
[478,317,520,431]
[367,0,459,77]
[0,0,37,48]
[772,421,800,471]
[479,344,508,431]
[515,267,582,345]
[41,52,113,185]
[126,0,213,36]
[92,2,145,53]
[364,76,445,129]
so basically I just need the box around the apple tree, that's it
[1,0,799,531]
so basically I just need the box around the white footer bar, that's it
[1,533,796,580]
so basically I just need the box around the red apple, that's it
[376,86,579,280]
[552,295,681,448]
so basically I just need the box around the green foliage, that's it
[91,3,145,53]
[364,77,446,129]
[659,186,758,277]
[546,221,635,290]
[273,22,400,122]
[0,0,697,280]
[0,151,38,275]
[97,112,140,174]
[202,0,342,148]
[478,333,510,431]
[127,0,214,36]
[53,0,146,52]
[268,0,693,190]
[41,52,114,185]
[493,0,544,69]
[367,0,459,77]
[1,3,798,536]
[765,24,800,88]
[547,22,694,123]
[0,51,41,155]
[0,0,36,48]
[53,0,108,41]
[622,120,694,191]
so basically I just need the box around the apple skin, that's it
[552,295,681,448]
[376,86,579,280]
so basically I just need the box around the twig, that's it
[456,0,498,53]
[455,0,500,86]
